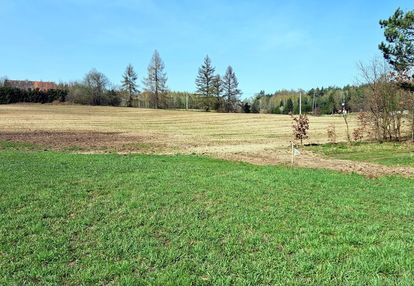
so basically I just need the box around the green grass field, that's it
[309,142,414,166]
[1,148,414,285]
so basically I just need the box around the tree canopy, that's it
[84,69,109,105]
[379,8,414,79]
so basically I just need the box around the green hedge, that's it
[0,87,67,104]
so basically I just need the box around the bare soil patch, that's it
[1,130,413,178]
[210,148,414,178]
[0,131,169,153]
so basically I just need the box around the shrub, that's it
[353,112,371,142]
[0,87,67,104]
[327,124,337,144]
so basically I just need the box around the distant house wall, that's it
[4,80,57,91]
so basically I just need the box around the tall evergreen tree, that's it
[222,66,241,112]
[143,50,168,109]
[286,98,294,114]
[196,56,215,96]
[195,55,215,98]
[121,64,138,107]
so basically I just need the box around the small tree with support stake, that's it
[292,114,309,145]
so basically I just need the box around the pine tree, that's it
[196,56,215,110]
[196,56,215,96]
[143,50,168,109]
[379,8,414,78]
[286,98,294,114]
[121,64,138,107]
[222,66,241,112]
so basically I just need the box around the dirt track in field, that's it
[1,130,413,178]
[0,131,168,153]
[215,149,414,178]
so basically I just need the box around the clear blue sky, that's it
[0,0,412,98]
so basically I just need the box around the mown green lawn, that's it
[309,142,414,166]
[1,149,414,285]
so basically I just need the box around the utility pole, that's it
[185,94,189,110]
[312,91,315,114]
[299,92,302,115]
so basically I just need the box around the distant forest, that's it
[0,66,369,116]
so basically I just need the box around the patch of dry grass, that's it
[0,104,356,153]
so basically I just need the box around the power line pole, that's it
[312,91,315,114]
[299,92,302,115]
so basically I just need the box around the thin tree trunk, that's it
[343,115,351,144]
[155,72,158,109]
[128,89,132,107]
[397,115,401,141]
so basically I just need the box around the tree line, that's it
[248,85,363,115]
[58,51,243,112]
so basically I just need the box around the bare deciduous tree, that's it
[84,69,109,105]
[143,50,168,109]
[222,66,241,112]
[358,59,408,141]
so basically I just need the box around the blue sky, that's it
[0,0,412,97]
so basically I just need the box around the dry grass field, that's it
[0,103,354,149]
[1,103,413,176]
